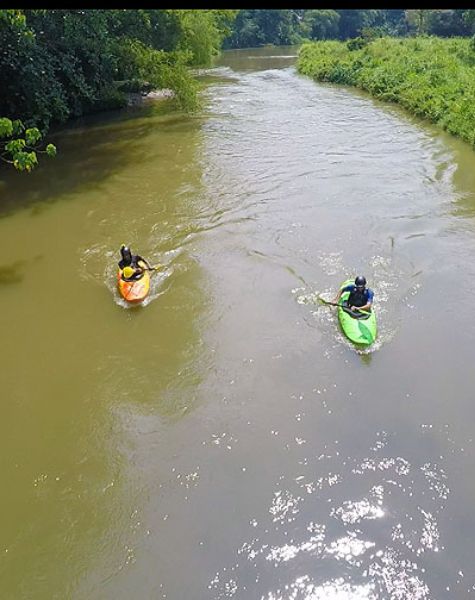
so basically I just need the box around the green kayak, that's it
[337,279,377,346]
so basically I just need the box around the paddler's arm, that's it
[137,255,152,269]
[332,285,350,304]
[351,302,372,312]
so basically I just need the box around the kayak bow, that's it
[117,260,150,303]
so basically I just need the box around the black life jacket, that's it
[118,255,141,270]
[347,287,367,307]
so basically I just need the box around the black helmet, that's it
[120,245,132,264]
[355,275,366,287]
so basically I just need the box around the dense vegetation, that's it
[0,9,237,171]
[4,9,475,172]
[224,9,474,48]
[297,36,475,147]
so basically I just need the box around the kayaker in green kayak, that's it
[333,275,374,315]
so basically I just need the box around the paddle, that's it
[318,295,371,316]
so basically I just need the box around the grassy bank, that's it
[297,36,475,147]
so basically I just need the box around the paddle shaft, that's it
[319,297,371,316]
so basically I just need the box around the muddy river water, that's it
[1,45,475,599]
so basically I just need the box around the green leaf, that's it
[13,151,38,172]
[5,138,26,154]
[11,119,25,136]
[46,143,57,157]
[25,127,42,146]
[0,118,13,138]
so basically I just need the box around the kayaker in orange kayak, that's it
[118,245,151,281]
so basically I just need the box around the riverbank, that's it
[297,36,475,148]
[127,88,176,107]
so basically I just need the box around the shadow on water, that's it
[0,260,27,284]
[0,255,44,285]
[447,136,475,219]
[0,91,214,599]
[358,350,373,366]
[0,100,199,219]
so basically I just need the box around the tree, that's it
[405,10,431,35]
[176,10,238,66]
[222,11,264,48]
[0,8,239,173]
[301,10,340,40]
[463,10,475,31]
[0,117,56,172]
[337,10,381,39]
[426,10,471,37]
[254,9,300,45]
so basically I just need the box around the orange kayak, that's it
[117,261,150,303]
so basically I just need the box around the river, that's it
[1,45,475,599]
